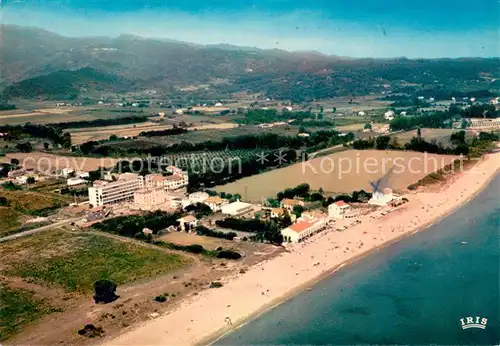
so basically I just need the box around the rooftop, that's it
[334,200,350,208]
[177,215,197,223]
[288,220,315,233]
[281,198,303,205]
[205,196,227,204]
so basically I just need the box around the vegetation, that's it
[0,123,71,148]
[2,231,188,293]
[140,127,188,137]
[152,240,241,259]
[215,218,283,244]
[0,282,57,341]
[185,203,213,219]
[195,225,237,240]
[93,279,119,304]
[0,103,16,111]
[93,211,182,238]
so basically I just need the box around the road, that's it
[0,217,81,243]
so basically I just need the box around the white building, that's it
[204,196,229,212]
[89,173,144,207]
[281,215,327,244]
[358,111,366,116]
[328,201,357,219]
[384,110,395,121]
[221,200,253,216]
[177,215,198,232]
[16,175,29,185]
[67,177,87,186]
[182,191,209,208]
[368,187,394,206]
[400,111,407,116]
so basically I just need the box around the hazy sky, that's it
[2,0,499,58]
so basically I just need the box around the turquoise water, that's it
[217,175,500,345]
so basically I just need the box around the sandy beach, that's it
[108,152,499,346]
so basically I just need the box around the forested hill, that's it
[1,25,499,101]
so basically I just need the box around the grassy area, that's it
[1,230,190,293]
[0,282,56,341]
[0,207,24,237]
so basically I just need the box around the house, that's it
[142,228,153,236]
[270,208,285,218]
[67,177,87,186]
[221,200,253,216]
[358,111,366,116]
[328,201,354,219]
[182,191,209,208]
[400,111,407,116]
[369,188,395,206]
[280,198,305,212]
[281,216,327,244]
[298,133,310,137]
[15,175,29,185]
[384,110,395,121]
[177,215,198,232]
[144,171,188,191]
[204,196,229,212]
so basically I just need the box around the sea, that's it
[216,174,500,345]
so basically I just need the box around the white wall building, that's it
[67,177,88,186]
[221,200,254,216]
[89,173,144,207]
[368,188,394,206]
[204,196,229,212]
[281,216,327,244]
[144,171,188,191]
[328,201,356,219]
[384,110,395,121]
[177,215,198,232]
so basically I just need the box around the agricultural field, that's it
[216,149,457,201]
[0,107,142,126]
[150,149,262,171]
[0,229,190,342]
[68,121,237,145]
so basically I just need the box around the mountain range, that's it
[1,25,499,101]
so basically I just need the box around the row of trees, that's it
[84,130,352,157]
[0,123,72,149]
[215,218,284,245]
[93,210,182,238]
[140,127,188,137]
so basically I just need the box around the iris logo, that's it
[460,316,488,330]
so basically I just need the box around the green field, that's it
[1,230,190,293]
[0,282,56,341]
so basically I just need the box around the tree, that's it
[109,134,118,141]
[450,131,466,145]
[375,136,391,150]
[43,142,50,150]
[10,158,19,167]
[26,177,36,184]
[364,123,372,130]
[417,127,422,138]
[0,196,9,206]
[292,205,304,218]
[15,142,33,153]
[332,107,337,113]
[93,279,119,304]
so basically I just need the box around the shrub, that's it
[93,279,119,304]
[77,324,104,338]
[217,250,242,260]
[154,294,168,303]
[210,281,223,288]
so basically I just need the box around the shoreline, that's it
[108,152,500,346]
[205,161,500,345]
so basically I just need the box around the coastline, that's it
[108,152,500,346]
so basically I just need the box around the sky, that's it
[2,0,499,58]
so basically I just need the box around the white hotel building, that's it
[89,173,144,207]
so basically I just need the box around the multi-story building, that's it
[133,187,168,210]
[144,169,188,191]
[88,173,144,207]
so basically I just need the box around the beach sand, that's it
[107,152,499,346]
